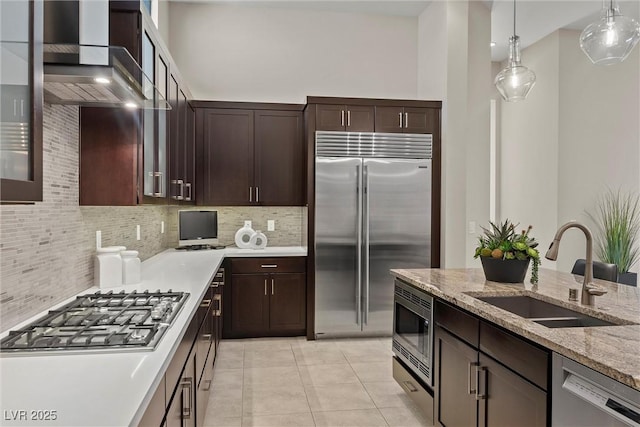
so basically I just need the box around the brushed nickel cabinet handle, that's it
[202,334,212,340]
[180,378,192,418]
[402,381,418,392]
[468,362,479,394]
[476,365,488,400]
[264,279,267,295]
[404,112,408,128]
[347,110,351,127]
[271,278,275,295]
[261,264,278,268]
[185,182,192,201]
[200,299,212,308]
[153,172,164,197]
[256,186,259,203]
[398,112,403,128]
[341,110,345,126]
[249,186,253,202]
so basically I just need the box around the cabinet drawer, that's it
[479,322,549,390]
[230,257,306,274]
[435,300,479,348]
[393,357,434,424]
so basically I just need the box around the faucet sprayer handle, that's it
[585,283,608,296]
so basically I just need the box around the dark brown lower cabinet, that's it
[224,257,306,338]
[269,273,306,331]
[434,300,549,427]
[139,267,224,426]
[478,354,547,427]
[166,352,196,427]
[138,377,166,427]
[434,327,478,427]
[231,274,270,335]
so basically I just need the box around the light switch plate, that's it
[161,221,165,234]
[267,220,275,231]
[96,230,102,249]
[136,224,141,241]
[244,220,252,228]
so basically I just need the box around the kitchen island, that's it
[0,246,306,427]
[391,267,640,390]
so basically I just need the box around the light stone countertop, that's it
[391,268,640,391]
[0,246,306,427]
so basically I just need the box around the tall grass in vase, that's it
[588,189,640,284]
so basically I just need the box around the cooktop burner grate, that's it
[0,290,189,354]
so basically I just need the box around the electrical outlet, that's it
[267,220,275,231]
[161,221,165,234]
[468,221,476,234]
[96,230,102,249]
[136,224,141,241]
[244,220,252,228]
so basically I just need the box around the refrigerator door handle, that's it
[363,164,370,325]
[356,164,363,326]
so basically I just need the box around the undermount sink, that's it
[474,295,625,328]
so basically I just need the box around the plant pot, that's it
[617,272,637,287]
[480,257,530,283]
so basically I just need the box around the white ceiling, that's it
[170,0,640,62]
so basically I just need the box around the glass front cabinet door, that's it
[0,0,43,202]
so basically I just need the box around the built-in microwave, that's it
[392,279,433,387]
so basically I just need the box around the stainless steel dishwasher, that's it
[552,353,640,427]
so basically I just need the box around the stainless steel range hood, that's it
[43,0,169,109]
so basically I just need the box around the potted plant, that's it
[474,219,541,284]
[588,189,640,286]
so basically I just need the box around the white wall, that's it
[498,29,640,274]
[418,1,492,268]
[417,2,447,100]
[157,0,170,46]
[464,2,492,267]
[556,29,640,273]
[168,3,419,103]
[499,31,560,267]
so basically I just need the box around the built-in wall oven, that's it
[392,279,433,387]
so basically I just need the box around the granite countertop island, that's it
[391,268,640,391]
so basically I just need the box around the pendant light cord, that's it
[513,0,516,37]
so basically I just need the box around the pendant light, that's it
[494,0,536,102]
[579,0,640,65]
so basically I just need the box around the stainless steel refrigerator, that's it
[315,131,432,337]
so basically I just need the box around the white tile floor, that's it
[202,337,432,427]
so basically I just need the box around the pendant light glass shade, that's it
[579,1,640,65]
[495,36,536,102]
[494,0,536,102]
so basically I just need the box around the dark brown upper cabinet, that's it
[80,2,193,205]
[195,102,305,206]
[375,106,431,133]
[315,104,374,132]
[254,110,304,205]
[168,73,195,204]
[0,0,43,203]
[197,108,254,206]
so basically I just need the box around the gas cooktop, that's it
[0,290,189,354]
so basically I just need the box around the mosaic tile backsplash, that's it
[0,105,305,333]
